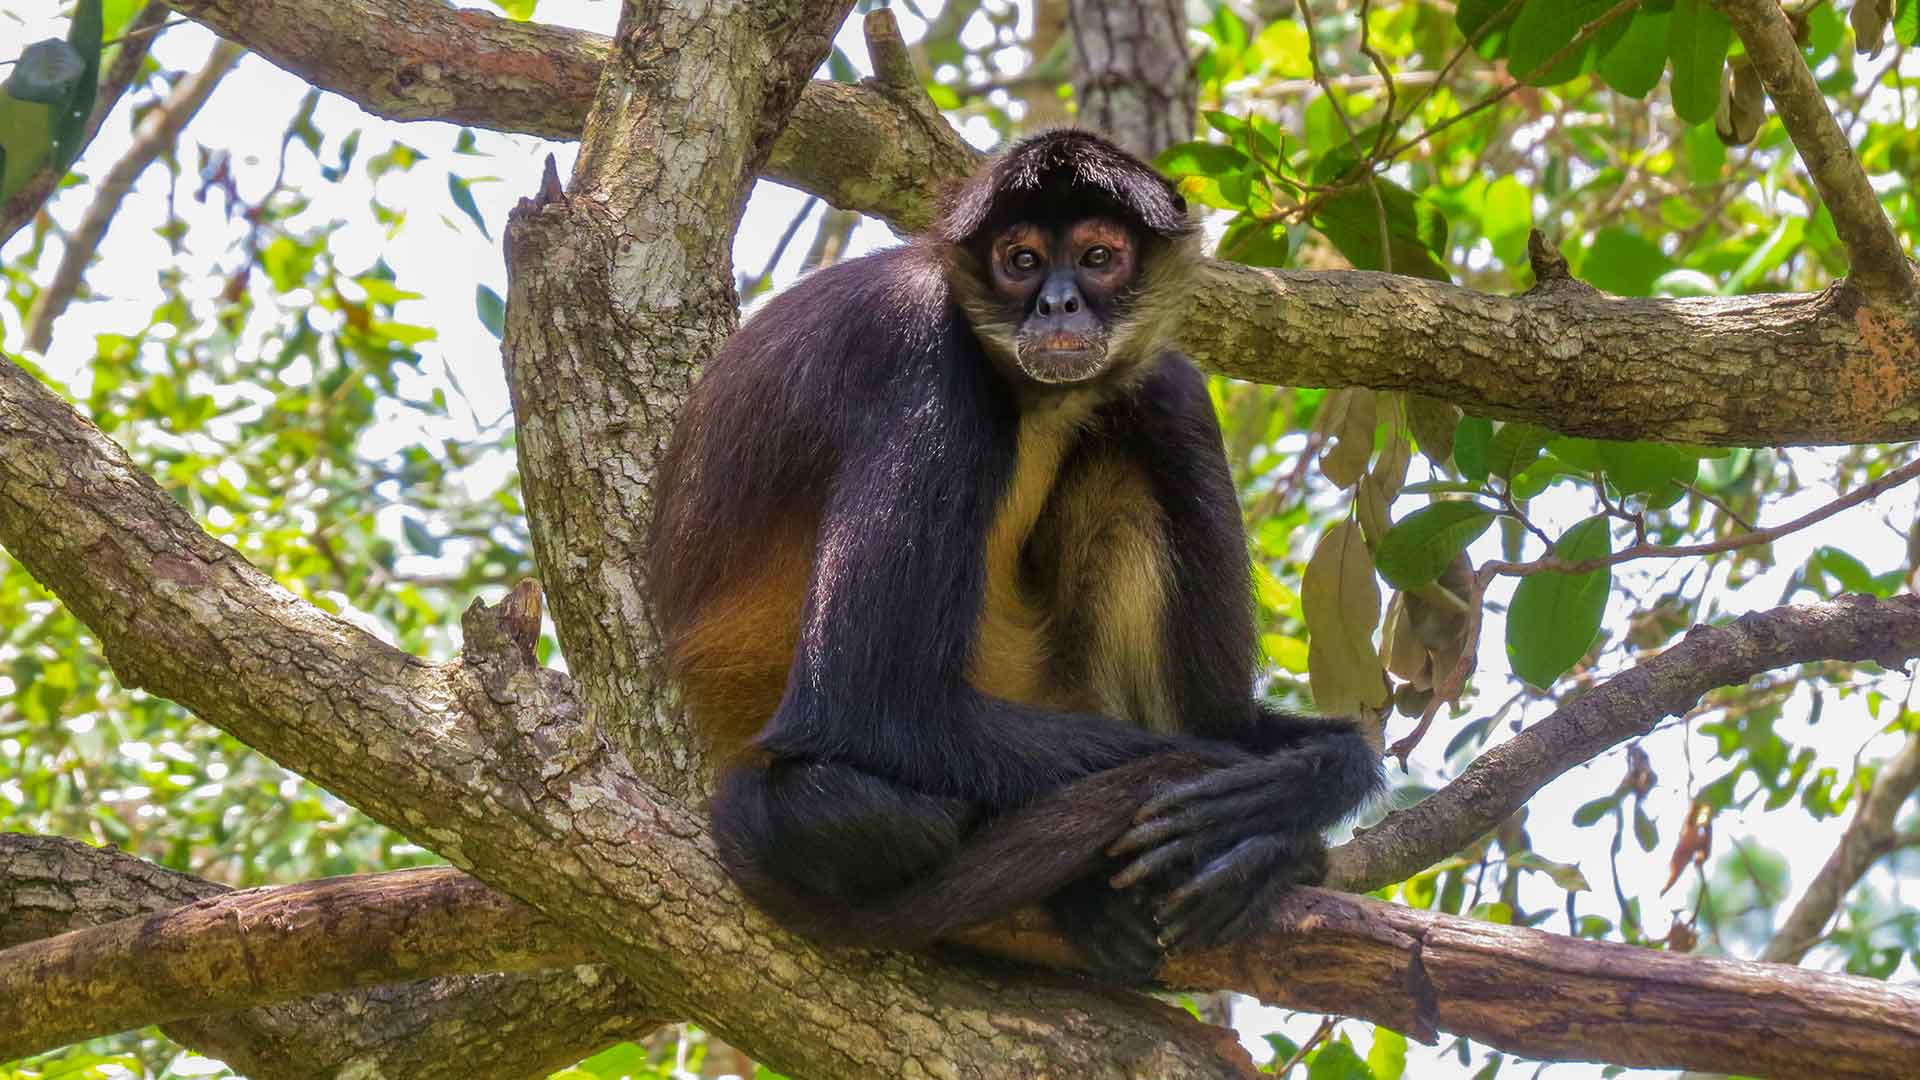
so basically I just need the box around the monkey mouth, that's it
[1016,334,1109,384]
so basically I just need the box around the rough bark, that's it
[11,843,1920,1078]
[0,866,593,1057]
[1067,0,1196,158]
[0,355,1254,1077]
[1326,595,1920,893]
[0,834,663,1080]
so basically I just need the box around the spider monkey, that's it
[648,130,1382,982]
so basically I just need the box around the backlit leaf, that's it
[1376,501,1497,589]
[1507,514,1613,687]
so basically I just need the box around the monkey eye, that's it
[1081,245,1112,269]
[1009,248,1040,272]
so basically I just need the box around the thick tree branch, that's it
[0,834,665,1080]
[1192,264,1920,445]
[161,0,1920,446]
[1761,731,1920,964]
[0,2,171,246]
[1327,595,1920,893]
[24,40,246,353]
[10,838,1920,1078]
[0,865,595,1058]
[1722,0,1915,302]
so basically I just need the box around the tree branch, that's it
[0,865,596,1058]
[1761,731,1920,964]
[1722,0,1915,302]
[10,835,1920,1078]
[0,834,666,1080]
[24,40,246,353]
[1326,595,1920,894]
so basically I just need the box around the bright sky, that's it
[3,3,1916,1078]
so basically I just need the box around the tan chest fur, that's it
[969,400,1097,710]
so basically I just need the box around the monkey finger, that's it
[1108,831,1214,890]
[1107,810,1200,859]
[1134,769,1261,824]
[1153,833,1290,926]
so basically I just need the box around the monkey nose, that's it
[1036,282,1082,316]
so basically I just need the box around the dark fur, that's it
[648,130,1382,980]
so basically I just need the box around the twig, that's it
[739,195,818,297]
[1382,0,1642,163]
[1480,456,1920,581]
[1273,1016,1338,1076]
[1760,731,1920,964]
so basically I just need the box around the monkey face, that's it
[985,218,1142,384]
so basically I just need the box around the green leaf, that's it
[1482,176,1534,266]
[1597,440,1699,501]
[1154,140,1250,179]
[1311,177,1452,281]
[1633,801,1660,851]
[1367,1029,1409,1080]
[1506,514,1612,687]
[1457,0,1523,56]
[1251,19,1313,77]
[447,173,491,239]
[1376,501,1497,589]
[1454,415,1494,484]
[50,0,103,170]
[1598,11,1671,98]
[1216,213,1290,267]
[1579,227,1669,296]
[1809,546,1889,597]
[1669,0,1733,125]
[401,516,442,556]
[491,0,537,18]
[1306,1039,1374,1080]
[1487,422,1552,480]
[475,284,506,339]
[1265,1033,1302,1063]
[1510,0,1615,84]
[1898,0,1919,45]
[1573,793,1621,826]
[827,46,858,84]
[1508,851,1592,892]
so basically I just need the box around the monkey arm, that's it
[1089,354,1384,947]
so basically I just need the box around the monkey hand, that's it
[1047,868,1167,984]
[1103,757,1333,950]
